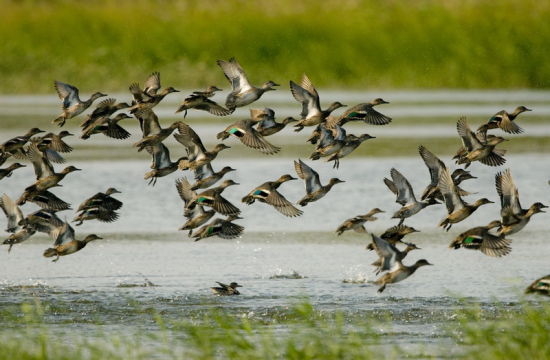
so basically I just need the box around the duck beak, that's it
[525,107,532,111]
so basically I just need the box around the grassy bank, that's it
[0,300,548,359]
[1,0,550,93]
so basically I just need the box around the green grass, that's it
[1,0,550,93]
[0,300,548,360]
[455,302,550,360]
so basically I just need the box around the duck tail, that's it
[43,248,57,258]
[216,131,229,140]
[439,218,449,228]
[309,151,321,160]
[52,115,66,127]
[241,195,254,205]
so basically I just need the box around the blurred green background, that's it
[1,0,549,93]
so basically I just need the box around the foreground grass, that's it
[455,302,550,360]
[1,0,550,92]
[0,301,384,360]
[0,300,548,359]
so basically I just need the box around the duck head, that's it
[221,179,239,187]
[62,166,81,174]
[277,174,297,183]
[359,134,376,142]
[220,166,236,174]
[415,259,433,267]
[405,242,421,251]
[10,163,26,170]
[214,143,231,152]
[105,187,121,195]
[514,105,532,114]
[329,178,345,185]
[530,202,548,213]
[328,102,347,112]
[369,208,385,215]
[261,81,279,91]
[474,198,494,207]
[370,98,389,106]
[162,87,180,95]
[206,85,222,93]
[26,128,45,136]
[58,130,74,138]
[84,234,103,243]
[401,226,419,235]
[451,168,476,181]
[229,282,242,288]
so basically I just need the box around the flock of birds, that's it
[0,57,548,296]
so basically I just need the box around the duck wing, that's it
[235,122,280,155]
[479,150,506,167]
[194,97,233,116]
[146,143,172,169]
[264,189,303,217]
[457,117,482,150]
[51,221,75,246]
[316,125,334,149]
[419,145,446,188]
[210,195,241,217]
[27,190,71,211]
[90,98,116,119]
[341,103,392,125]
[194,163,214,181]
[27,142,55,180]
[495,169,522,222]
[491,112,523,134]
[294,159,322,194]
[372,234,398,273]
[48,136,73,153]
[290,77,321,118]
[175,122,208,157]
[390,168,417,205]
[54,81,81,108]
[105,122,131,140]
[217,58,252,92]
[480,236,512,257]
[438,167,465,214]
[0,193,24,233]
[143,72,161,96]
[218,219,245,239]
[134,109,161,136]
[175,177,195,206]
